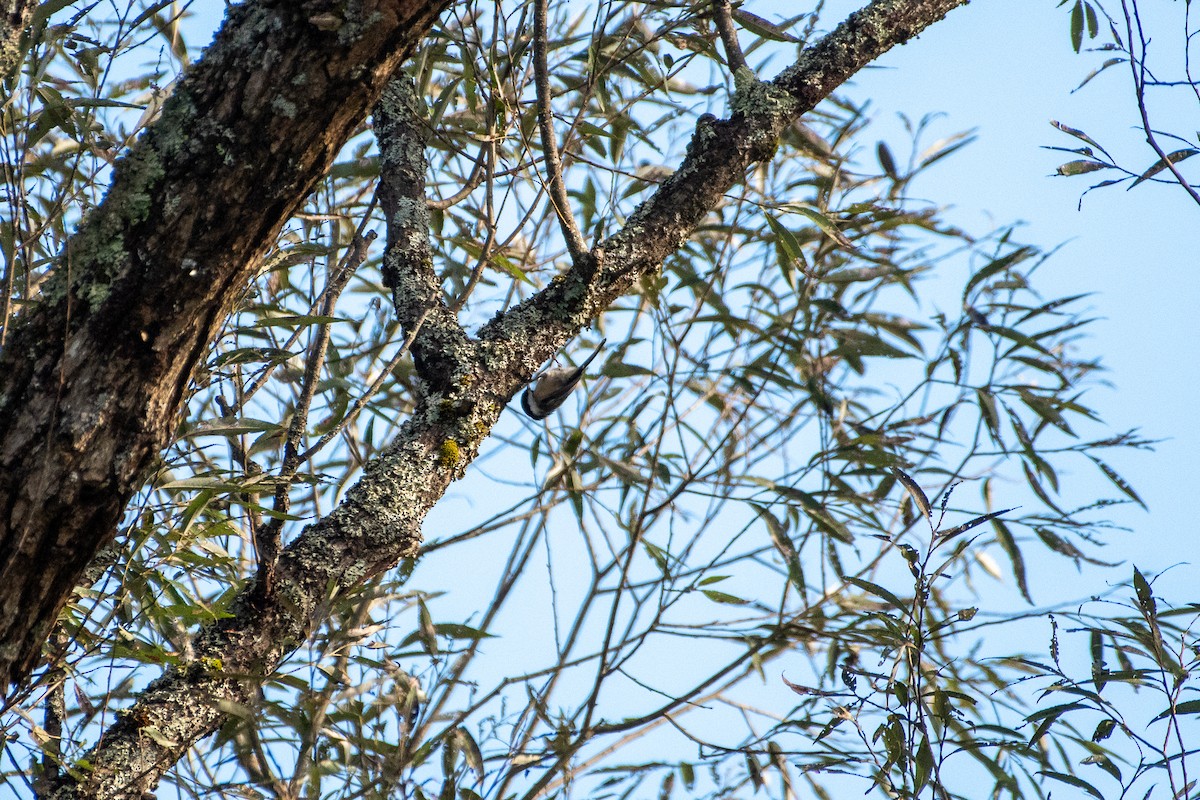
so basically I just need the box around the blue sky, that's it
[9,1,1188,795]
[409,3,1199,792]
[840,0,1198,599]
[161,0,1192,592]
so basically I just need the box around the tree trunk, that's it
[0,0,452,690]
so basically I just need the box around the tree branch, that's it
[0,0,453,690]
[533,0,590,265]
[376,75,472,389]
[492,0,968,365]
[32,0,967,794]
[1124,0,1200,206]
[713,0,748,73]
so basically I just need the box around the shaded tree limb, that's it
[37,0,966,796]
[0,0,453,691]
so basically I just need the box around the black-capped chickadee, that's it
[521,338,606,420]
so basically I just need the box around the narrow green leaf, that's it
[1130,148,1199,189]
[992,518,1032,603]
[1074,57,1125,91]
[877,141,898,179]
[963,247,1035,301]
[417,597,438,656]
[801,505,853,543]
[1091,629,1108,692]
[702,589,749,605]
[1023,460,1065,514]
[1133,567,1155,615]
[914,736,934,796]
[1027,702,1085,747]
[182,418,284,437]
[976,387,1001,442]
[745,752,764,788]
[249,314,345,328]
[843,576,908,614]
[1088,456,1146,509]
[1081,753,1121,783]
[1056,159,1110,176]
[939,508,1015,540]
[764,212,807,288]
[679,762,695,790]
[1070,0,1084,52]
[892,467,931,523]
[142,726,179,749]
[432,624,495,641]
[919,131,977,169]
[823,264,897,284]
[783,203,855,249]
[731,8,801,43]
[643,541,670,575]
[491,252,534,284]
[30,0,77,30]
[70,97,144,110]
[1151,699,1200,722]
[1039,770,1104,800]
[813,715,844,743]
[456,728,484,778]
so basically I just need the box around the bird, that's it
[521,338,607,419]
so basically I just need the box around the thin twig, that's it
[532,0,590,264]
[295,303,432,465]
[428,137,490,210]
[713,0,748,72]
[232,190,382,415]
[448,129,498,312]
[254,226,379,594]
[1124,0,1200,206]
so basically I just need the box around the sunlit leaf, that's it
[1056,159,1110,176]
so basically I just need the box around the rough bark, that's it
[0,0,34,83]
[36,0,967,796]
[0,0,452,690]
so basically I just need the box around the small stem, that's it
[533,0,589,264]
[713,0,748,72]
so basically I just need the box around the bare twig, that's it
[295,303,432,465]
[427,137,490,211]
[713,0,748,72]
[255,227,379,595]
[532,0,590,265]
[1124,0,1200,206]
[448,125,499,313]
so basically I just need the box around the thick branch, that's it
[45,78,501,798]
[375,76,470,389]
[486,0,968,362]
[36,0,966,794]
[0,0,452,690]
